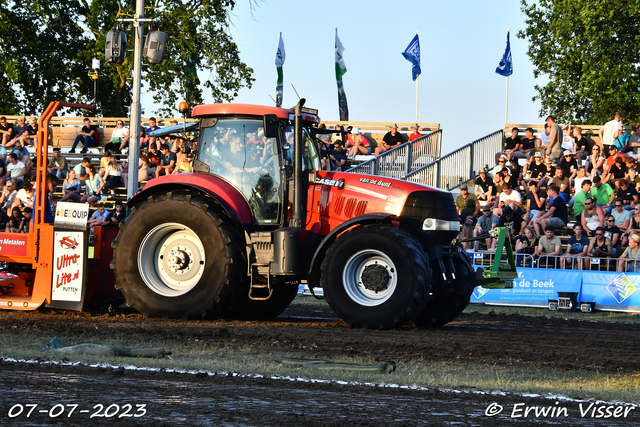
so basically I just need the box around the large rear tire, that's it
[412,250,477,327]
[320,225,431,329]
[111,191,246,319]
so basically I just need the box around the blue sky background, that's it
[143,1,548,154]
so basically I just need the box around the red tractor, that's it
[111,100,482,329]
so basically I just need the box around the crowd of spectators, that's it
[457,113,640,272]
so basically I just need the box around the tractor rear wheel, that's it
[111,191,246,319]
[320,225,431,329]
[412,250,478,327]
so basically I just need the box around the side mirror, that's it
[263,114,279,138]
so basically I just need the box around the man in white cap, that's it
[618,233,640,272]
[375,124,404,155]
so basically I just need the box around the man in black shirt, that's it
[526,181,547,221]
[533,184,568,234]
[499,206,526,237]
[0,116,15,148]
[496,127,521,164]
[558,150,578,179]
[572,126,589,163]
[474,168,494,203]
[70,118,98,154]
[374,124,404,155]
[516,127,536,157]
[616,179,638,209]
[521,151,546,189]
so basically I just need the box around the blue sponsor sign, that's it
[472,268,582,306]
[581,272,640,312]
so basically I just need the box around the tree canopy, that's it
[518,0,640,125]
[0,0,254,117]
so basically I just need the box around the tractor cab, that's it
[193,107,321,226]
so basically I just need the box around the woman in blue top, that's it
[80,165,105,207]
[59,169,81,202]
[560,224,589,270]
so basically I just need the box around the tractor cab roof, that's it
[192,103,320,124]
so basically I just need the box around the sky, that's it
[143,0,547,155]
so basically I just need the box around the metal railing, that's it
[405,130,503,190]
[472,251,640,272]
[345,130,442,178]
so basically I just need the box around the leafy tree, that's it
[518,0,640,124]
[0,0,254,117]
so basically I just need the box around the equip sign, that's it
[54,202,90,228]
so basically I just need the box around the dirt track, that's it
[0,299,639,426]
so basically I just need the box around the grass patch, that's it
[1,332,638,404]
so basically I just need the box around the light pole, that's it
[88,57,100,109]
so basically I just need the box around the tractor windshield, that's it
[198,118,282,225]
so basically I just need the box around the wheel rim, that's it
[342,249,397,307]
[138,223,206,297]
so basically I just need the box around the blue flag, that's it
[496,31,513,77]
[402,34,421,81]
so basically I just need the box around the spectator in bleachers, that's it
[474,168,494,204]
[558,150,578,180]
[47,147,67,180]
[7,117,29,148]
[522,151,546,187]
[524,137,546,167]
[495,183,522,216]
[611,201,632,231]
[172,149,194,174]
[460,198,477,222]
[59,169,81,202]
[69,118,97,154]
[604,144,625,174]
[518,128,536,158]
[5,153,25,187]
[25,118,38,147]
[604,214,623,255]
[618,234,640,272]
[605,156,627,186]
[408,125,423,142]
[544,116,564,164]
[615,179,638,210]
[456,185,479,219]
[139,128,150,150]
[73,157,91,181]
[6,206,23,233]
[87,203,110,233]
[534,225,562,267]
[587,226,613,268]
[532,185,568,235]
[560,224,589,269]
[345,128,372,157]
[508,156,522,182]
[474,205,498,249]
[374,124,404,156]
[525,180,547,223]
[515,225,538,267]
[622,205,640,247]
[591,176,615,212]
[600,112,623,148]
[12,180,34,209]
[571,126,589,164]
[586,145,605,177]
[0,117,15,148]
[103,157,123,194]
[540,123,551,148]
[327,140,348,171]
[492,167,506,190]
[98,151,111,178]
[561,124,575,154]
[147,146,161,179]
[499,205,525,237]
[109,200,127,225]
[538,157,556,188]
[11,140,31,178]
[0,180,16,214]
[614,126,631,154]
[105,120,129,154]
[146,117,161,151]
[20,206,32,233]
[490,155,508,176]
[155,143,177,177]
[572,179,592,218]
[122,151,149,188]
[496,127,521,164]
[580,196,604,237]
[80,165,105,207]
[552,167,571,200]
[573,167,589,196]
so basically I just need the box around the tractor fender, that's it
[128,180,253,227]
[307,213,393,289]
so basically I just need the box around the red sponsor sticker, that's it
[0,234,29,257]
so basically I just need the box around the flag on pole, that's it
[402,34,421,81]
[495,31,513,77]
[335,29,349,121]
[275,33,285,107]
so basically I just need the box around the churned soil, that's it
[0,300,639,426]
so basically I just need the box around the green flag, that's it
[335,29,349,121]
[275,33,285,107]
